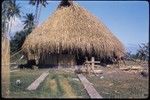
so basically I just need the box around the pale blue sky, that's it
[15,0,149,53]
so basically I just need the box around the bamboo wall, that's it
[38,53,76,67]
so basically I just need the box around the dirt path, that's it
[77,74,102,98]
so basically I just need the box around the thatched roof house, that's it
[22,1,125,67]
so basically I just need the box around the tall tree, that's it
[2,0,21,97]
[10,13,35,53]
[2,0,21,38]
[10,31,26,53]
[29,0,48,26]
[23,13,35,30]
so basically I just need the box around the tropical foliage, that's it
[23,13,35,30]
[29,0,48,26]
[10,13,35,53]
[136,43,149,61]
[2,0,21,37]
[10,0,48,53]
[10,29,32,53]
[125,43,149,61]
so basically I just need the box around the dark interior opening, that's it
[76,55,86,65]
[19,59,36,69]
[28,59,36,65]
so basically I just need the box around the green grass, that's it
[36,70,88,98]
[9,67,148,98]
[9,69,44,98]
[86,75,149,98]
[9,69,89,98]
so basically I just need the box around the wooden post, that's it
[91,57,95,71]
[85,57,89,74]
[2,37,10,97]
[35,56,39,65]
[87,64,91,74]
[84,57,100,75]
[58,63,61,69]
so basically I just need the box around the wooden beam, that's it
[27,71,49,90]
[91,57,95,71]
[77,74,102,98]
[85,61,100,64]
[83,57,101,74]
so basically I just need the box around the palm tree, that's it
[10,13,35,53]
[23,13,35,30]
[29,0,48,26]
[2,0,21,97]
[2,0,21,38]
[6,0,21,20]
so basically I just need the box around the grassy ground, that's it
[9,69,45,98]
[85,67,149,99]
[9,60,149,98]
[37,69,89,98]
[9,69,89,98]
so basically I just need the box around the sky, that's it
[11,0,149,54]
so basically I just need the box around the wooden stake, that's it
[91,57,95,71]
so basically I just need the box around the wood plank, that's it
[85,61,100,64]
[131,66,143,70]
[10,70,19,72]
[91,57,94,71]
[77,74,102,98]
[27,71,49,90]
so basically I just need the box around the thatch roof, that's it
[22,1,125,58]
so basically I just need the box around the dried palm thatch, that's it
[22,1,125,60]
[2,36,10,97]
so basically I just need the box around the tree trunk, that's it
[2,36,10,98]
[8,19,13,38]
[35,4,39,27]
[36,4,42,26]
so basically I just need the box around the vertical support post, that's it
[117,60,120,68]
[87,64,90,74]
[91,57,95,71]
[58,63,61,69]
[85,57,89,74]
[2,37,10,97]
[122,59,126,66]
